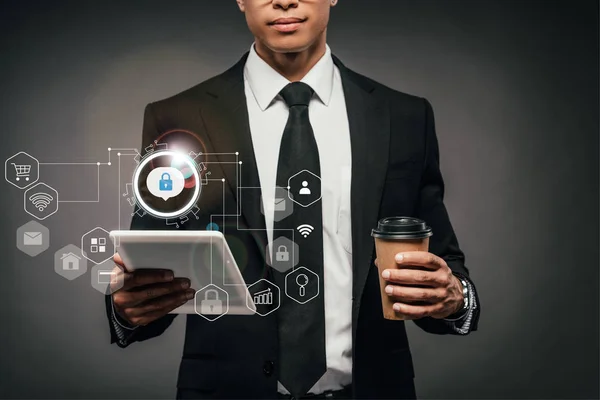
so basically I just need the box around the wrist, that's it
[111,296,138,330]
[444,274,469,320]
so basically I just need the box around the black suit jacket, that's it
[106,53,480,399]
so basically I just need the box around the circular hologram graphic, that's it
[133,150,201,219]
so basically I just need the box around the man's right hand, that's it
[111,253,196,327]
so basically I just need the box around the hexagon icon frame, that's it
[24,183,59,221]
[261,186,294,223]
[91,258,125,294]
[54,244,88,281]
[266,236,299,273]
[287,169,322,208]
[5,151,39,189]
[16,220,49,257]
[247,279,280,316]
[194,284,229,321]
[285,266,320,305]
[81,227,114,265]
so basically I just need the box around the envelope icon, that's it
[274,197,286,212]
[24,232,42,246]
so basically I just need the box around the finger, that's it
[384,284,445,304]
[108,265,127,293]
[391,302,443,319]
[130,308,177,327]
[395,251,445,270]
[381,268,439,287]
[113,253,125,267]
[114,279,190,308]
[122,269,174,290]
[124,289,196,319]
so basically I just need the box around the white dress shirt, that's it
[244,43,354,394]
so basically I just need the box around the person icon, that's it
[299,181,311,195]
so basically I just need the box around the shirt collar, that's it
[244,43,335,111]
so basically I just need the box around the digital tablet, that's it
[109,230,256,315]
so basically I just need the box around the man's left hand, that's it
[377,251,464,319]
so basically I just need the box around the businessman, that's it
[106,0,480,399]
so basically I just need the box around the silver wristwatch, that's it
[459,277,469,310]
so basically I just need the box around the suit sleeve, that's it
[412,98,480,335]
[105,103,177,348]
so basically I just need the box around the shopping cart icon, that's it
[12,163,31,181]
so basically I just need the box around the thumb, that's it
[113,252,125,268]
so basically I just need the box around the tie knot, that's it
[279,82,314,107]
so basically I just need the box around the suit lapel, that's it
[199,53,269,257]
[333,56,390,325]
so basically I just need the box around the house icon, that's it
[61,252,81,270]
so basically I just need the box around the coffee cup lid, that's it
[371,217,432,240]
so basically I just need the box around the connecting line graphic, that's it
[39,147,140,204]
[108,147,141,164]
[207,153,297,288]
[115,150,141,233]
[123,183,135,206]
[38,162,101,203]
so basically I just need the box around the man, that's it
[106,0,480,399]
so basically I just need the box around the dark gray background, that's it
[0,0,598,399]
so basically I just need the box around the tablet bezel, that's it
[109,230,256,315]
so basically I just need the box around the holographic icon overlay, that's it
[261,186,294,222]
[266,236,299,273]
[54,244,88,281]
[146,167,186,200]
[247,279,280,316]
[133,150,201,219]
[81,227,114,265]
[91,259,125,294]
[195,284,229,321]
[285,266,320,304]
[16,220,50,257]
[5,151,39,189]
[288,169,322,208]
[24,183,59,220]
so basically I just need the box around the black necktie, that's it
[273,82,327,397]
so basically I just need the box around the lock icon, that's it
[200,289,223,314]
[276,245,289,262]
[159,172,173,191]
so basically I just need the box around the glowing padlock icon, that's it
[159,172,173,191]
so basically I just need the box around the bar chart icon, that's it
[253,288,273,305]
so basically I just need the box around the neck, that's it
[254,32,327,82]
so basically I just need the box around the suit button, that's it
[263,361,274,376]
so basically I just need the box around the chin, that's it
[263,34,315,54]
[267,40,311,53]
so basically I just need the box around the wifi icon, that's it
[297,224,314,238]
[24,183,59,220]
[29,192,54,212]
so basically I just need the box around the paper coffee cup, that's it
[371,217,433,320]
